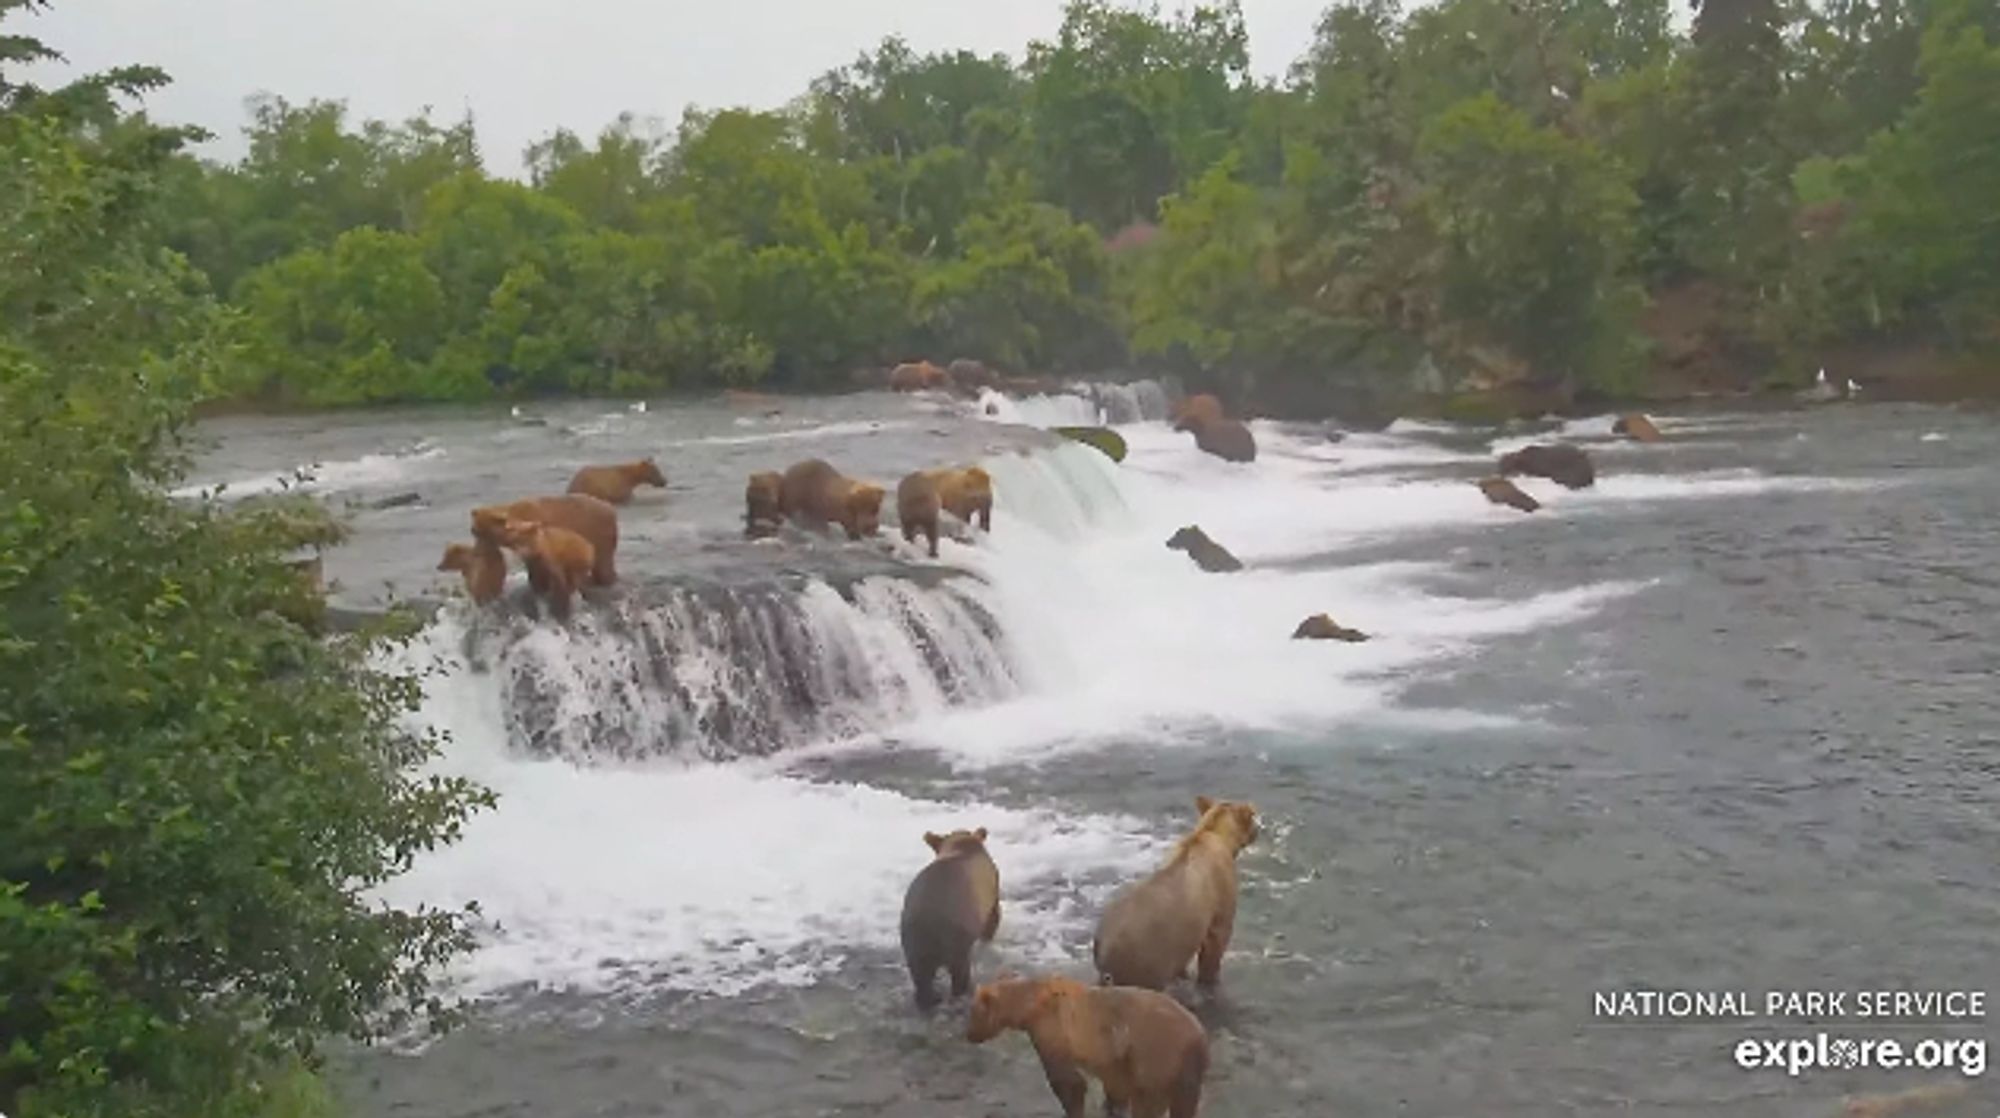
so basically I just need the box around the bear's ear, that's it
[973,826,988,843]
[924,831,944,852]
[1196,795,1216,816]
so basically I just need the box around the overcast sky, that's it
[25,0,1331,177]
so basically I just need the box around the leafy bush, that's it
[1,18,491,1116]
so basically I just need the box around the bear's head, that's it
[1165,526,1207,552]
[844,483,885,538]
[961,466,993,497]
[745,471,783,509]
[1193,795,1259,852]
[1172,394,1223,433]
[496,518,542,549]
[630,457,667,487]
[966,974,1052,1043]
[923,827,989,857]
[469,506,512,542]
[438,543,475,572]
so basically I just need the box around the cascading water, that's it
[460,573,1016,764]
[975,377,1176,428]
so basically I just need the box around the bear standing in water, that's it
[437,540,507,604]
[470,494,619,587]
[966,975,1209,1118]
[744,471,785,538]
[779,458,885,541]
[495,519,595,620]
[930,466,994,532]
[897,471,944,558]
[1094,797,1259,990]
[566,458,666,505]
[899,828,1000,1008]
[1497,443,1595,489]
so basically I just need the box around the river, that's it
[181,387,2000,1116]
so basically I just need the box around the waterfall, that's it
[458,573,1015,764]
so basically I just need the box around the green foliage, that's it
[89,0,2000,410]
[1,11,491,1115]
[1825,1,2000,345]
[1419,94,1643,392]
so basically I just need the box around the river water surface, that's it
[184,389,2000,1116]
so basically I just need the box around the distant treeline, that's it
[151,0,1999,411]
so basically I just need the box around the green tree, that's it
[237,227,465,404]
[0,9,491,1115]
[914,200,1119,370]
[1419,93,1643,393]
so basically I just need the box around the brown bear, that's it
[1292,613,1369,642]
[966,975,1209,1118]
[897,471,944,558]
[1186,415,1257,463]
[929,465,994,532]
[899,828,1000,1008]
[470,494,619,587]
[1093,796,1259,991]
[778,458,885,541]
[1165,525,1242,573]
[947,358,997,392]
[566,458,666,505]
[744,471,786,539]
[437,540,508,604]
[1612,413,1664,442]
[1477,476,1541,513]
[1171,394,1225,433]
[1497,443,1595,489]
[495,518,595,620]
[889,360,950,392]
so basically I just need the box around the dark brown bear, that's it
[900,828,1000,1008]
[1166,525,1242,573]
[778,458,885,540]
[1497,443,1595,489]
[1189,416,1257,463]
[1477,476,1541,513]
[1292,614,1369,642]
[744,471,785,538]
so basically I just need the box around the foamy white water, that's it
[380,619,1164,998]
[174,442,444,499]
[381,408,1876,1003]
[977,388,1105,428]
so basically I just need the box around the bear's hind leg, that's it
[909,960,941,1010]
[947,949,973,999]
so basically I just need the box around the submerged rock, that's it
[1052,425,1128,462]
